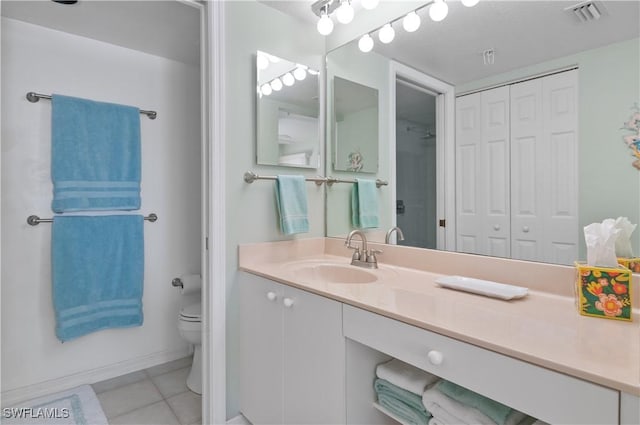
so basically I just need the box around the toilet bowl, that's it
[178,301,202,394]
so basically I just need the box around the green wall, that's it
[458,38,640,259]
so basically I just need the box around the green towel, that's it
[378,393,431,425]
[275,175,309,235]
[374,379,428,416]
[351,178,379,228]
[436,380,512,425]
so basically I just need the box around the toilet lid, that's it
[180,302,201,321]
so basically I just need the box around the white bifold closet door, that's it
[456,86,510,258]
[456,69,578,265]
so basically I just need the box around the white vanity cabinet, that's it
[344,305,620,425]
[239,273,345,425]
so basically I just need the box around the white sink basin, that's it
[286,262,378,284]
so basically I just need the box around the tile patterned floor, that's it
[92,356,201,425]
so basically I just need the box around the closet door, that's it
[456,87,510,257]
[481,86,510,258]
[456,93,484,254]
[542,70,578,265]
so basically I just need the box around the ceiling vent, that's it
[568,1,602,22]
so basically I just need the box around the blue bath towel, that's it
[51,94,141,212]
[352,178,379,228]
[52,215,144,342]
[275,175,309,235]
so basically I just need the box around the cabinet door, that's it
[239,273,284,425]
[282,285,345,425]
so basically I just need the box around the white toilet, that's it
[178,301,202,394]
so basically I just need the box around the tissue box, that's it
[575,262,632,321]
[618,257,640,273]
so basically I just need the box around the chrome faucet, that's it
[345,230,381,269]
[385,226,405,244]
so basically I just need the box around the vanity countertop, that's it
[238,238,640,396]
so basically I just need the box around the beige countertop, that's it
[239,238,640,396]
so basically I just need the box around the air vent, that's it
[568,1,602,22]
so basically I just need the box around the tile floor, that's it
[92,356,201,425]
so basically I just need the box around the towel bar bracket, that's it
[27,213,158,226]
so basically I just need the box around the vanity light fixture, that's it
[282,72,295,86]
[357,0,479,53]
[270,78,283,91]
[260,84,273,96]
[293,66,308,81]
[317,6,334,35]
[336,0,355,24]
[258,65,318,97]
[361,0,379,10]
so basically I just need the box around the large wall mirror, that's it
[325,1,640,266]
[256,50,320,168]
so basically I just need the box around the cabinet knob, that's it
[283,297,294,308]
[427,350,443,365]
[493,224,500,231]
[266,291,277,301]
[523,226,530,233]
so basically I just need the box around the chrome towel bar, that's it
[26,92,158,120]
[243,171,388,188]
[27,213,158,226]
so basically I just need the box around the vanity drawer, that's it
[343,305,619,425]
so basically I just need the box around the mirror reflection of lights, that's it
[282,73,295,86]
[270,78,283,91]
[293,67,307,81]
[259,67,318,96]
[260,84,272,96]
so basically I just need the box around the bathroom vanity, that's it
[238,238,640,425]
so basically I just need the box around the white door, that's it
[456,92,484,254]
[456,86,510,257]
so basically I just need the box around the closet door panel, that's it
[455,93,485,255]
[510,80,544,262]
[542,70,578,265]
[481,87,510,258]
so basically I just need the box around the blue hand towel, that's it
[375,379,431,425]
[51,94,141,212]
[275,175,309,235]
[352,178,379,228]
[52,215,144,342]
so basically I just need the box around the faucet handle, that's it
[366,248,382,264]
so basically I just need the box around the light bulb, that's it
[282,72,295,86]
[260,84,272,96]
[308,69,320,75]
[336,0,354,24]
[378,23,395,44]
[461,0,479,7]
[361,0,379,10]
[270,78,283,91]
[358,34,374,52]
[317,12,334,35]
[402,11,421,32]
[293,67,307,81]
[429,0,448,22]
[257,53,269,70]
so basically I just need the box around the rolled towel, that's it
[423,385,495,425]
[375,379,428,416]
[378,392,431,425]
[376,359,440,395]
[436,381,525,425]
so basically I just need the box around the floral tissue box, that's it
[618,257,640,273]
[575,262,632,321]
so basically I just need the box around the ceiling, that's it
[259,0,640,86]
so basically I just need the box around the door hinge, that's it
[205,237,209,250]
[439,219,446,228]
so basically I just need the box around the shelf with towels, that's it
[243,171,388,188]
[26,213,158,226]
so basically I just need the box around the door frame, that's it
[388,61,455,250]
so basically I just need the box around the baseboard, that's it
[1,346,192,406]
[227,414,251,425]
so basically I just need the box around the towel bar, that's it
[27,213,158,226]
[26,92,157,120]
[243,171,388,188]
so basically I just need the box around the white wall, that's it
[1,18,201,398]
[223,2,325,418]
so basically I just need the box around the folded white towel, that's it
[376,359,440,395]
[423,387,526,425]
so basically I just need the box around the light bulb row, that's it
[259,66,319,97]
[358,0,479,53]
[317,0,380,36]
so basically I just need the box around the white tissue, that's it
[613,217,636,258]
[584,219,621,267]
[180,274,201,296]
